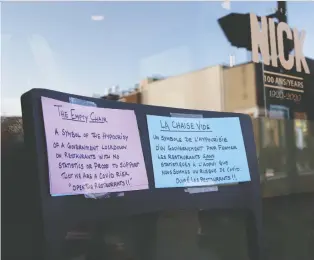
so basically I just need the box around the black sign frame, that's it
[20,88,263,260]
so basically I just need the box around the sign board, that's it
[250,13,310,75]
[146,115,251,188]
[20,89,262,260]
[41,97,149,196]
[262,65,307,119]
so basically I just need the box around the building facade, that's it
[140,65,224,112]
[119,60,314,193]
[121,59,313,120]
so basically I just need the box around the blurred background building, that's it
[116,58,314,197]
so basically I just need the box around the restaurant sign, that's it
[250,13,310,75]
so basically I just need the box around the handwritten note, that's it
[41,97,149,196]
[69,96,124,199]
[146,115,251,188]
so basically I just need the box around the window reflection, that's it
[259,119,287,180]
[256,118,314,195]
[295,120,314,175]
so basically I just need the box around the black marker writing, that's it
[51,126,141,193]
[150,118,248,187]
[159,120,212,132]
[54,105,108,124]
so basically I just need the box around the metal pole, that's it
[277,1,287,23]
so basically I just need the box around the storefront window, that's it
[259,118,287,179]
[295,120,314,175]
[2,1,314,260]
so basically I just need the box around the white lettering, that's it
[268,18,278,67]
[250,13,270,66]
[250,13,310,74]
[277,22,294,70]
[293,29,310,74]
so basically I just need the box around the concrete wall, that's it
[119,92,141,104]
[223,63,257,113]
[141,63,258,114]
[141,65,224,111]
